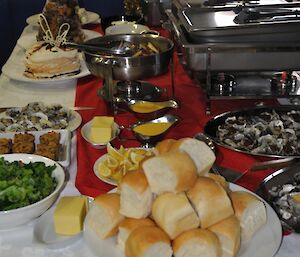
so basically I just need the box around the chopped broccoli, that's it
[0,157,57,211]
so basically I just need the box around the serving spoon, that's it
[64,41,134,56]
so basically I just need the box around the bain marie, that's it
[24,42,80,79]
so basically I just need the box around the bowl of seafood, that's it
[204,105,300,158]
[256,163,300,233]
[82,34,174,81]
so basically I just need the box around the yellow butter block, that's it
[90,116,114,143]
[53,196,88,236]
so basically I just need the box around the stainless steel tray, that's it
[179,7,300,43]
[167,10,300,71]
[204,105,300,158]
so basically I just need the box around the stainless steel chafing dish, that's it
[165,1,300,113]
[167,7,300,72]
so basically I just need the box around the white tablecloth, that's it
[0,24,299,257]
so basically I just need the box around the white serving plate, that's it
[1,48,90,85]
[0,105,82,132]
[81,120,120,149]
[0,154,65,229]
[0,129,71,167]
[26,11,100,26]
[93,154,118,186]
[83,183,283,257]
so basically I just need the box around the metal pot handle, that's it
[141,30,160,36]
[164,10,187,68]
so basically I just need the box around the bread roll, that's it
[187,177,234,228]
[173,228,221,257]
[84,193,124,239]
[229,191,267,241]
[125,226,172,257]
[207,173,230,192]
[142,150,197,194]
[119,170,153,219]
[208,215,241,257]
[171,138,216,176]
[154,138,177,155]
[152,192,200,239]
[118,218,155,252]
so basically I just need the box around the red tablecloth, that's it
[74,47,279,197]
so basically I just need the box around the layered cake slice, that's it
[24,42,80,79]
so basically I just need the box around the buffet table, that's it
[0,21,299,257]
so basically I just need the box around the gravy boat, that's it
[127,99,179,120]
[131,114,180,148]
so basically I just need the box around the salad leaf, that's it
[0,157,57,211]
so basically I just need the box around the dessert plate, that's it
[17,29,102,50]
[1,47,90,85]
[83,183,283,257]
[27,11,100,27]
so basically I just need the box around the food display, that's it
[229,191,267,241]
[119,170,153,219]
[85,138,268,257]
[22,0,86,79]
[96,40,160,57]
[96,143,153,184]
[11,132,35,154]
[53,196,88,235]
[268,171,300,231]
[24,42,81,79]
[210,108,300,156]
[0,157,57,211]
[35,131,61,160]
[0,102,74,132]
[90,116,114,144]
[37,0,85,44]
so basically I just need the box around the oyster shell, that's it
[216,109,300,156]
[0,102,73,132]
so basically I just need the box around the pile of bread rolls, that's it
[84,138,267,257]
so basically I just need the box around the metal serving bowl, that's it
[83,34,174,81]
[256,163,300,233]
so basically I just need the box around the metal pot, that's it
[83,34,174,81]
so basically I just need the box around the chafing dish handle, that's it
[164,10,187,68]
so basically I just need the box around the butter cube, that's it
[53,196,88,236]
[90,116,114,144]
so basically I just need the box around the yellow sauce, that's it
[292,194,300,204]
[130,102,167,113]
[133,122,173,136]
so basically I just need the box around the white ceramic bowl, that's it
[81,120,120,149]
[0,154,65,229]
[105,22,157,35]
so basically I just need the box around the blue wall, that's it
[0,0,124,70]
